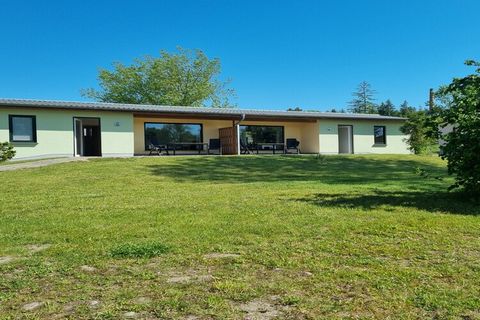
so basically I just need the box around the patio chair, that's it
[148,143,167,156]
[208,139,221,155]
[285,139,300,154]
[240,139,253,154]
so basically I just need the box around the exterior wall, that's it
[0,106,409,158]
[134,117,233,154]
[318,119,410,154]
[0,107,134,159]
[134,117,320,154]
[240,120,319,153]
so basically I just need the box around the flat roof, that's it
[0,98,406,121]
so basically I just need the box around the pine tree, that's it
[399,100,417,116]
[348,81,377,114]
[377,99,398,116]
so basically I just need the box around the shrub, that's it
[0,142,15,162]
[430,60,480,194]
[400,110,437,155]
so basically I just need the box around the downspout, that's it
[233,114,246,155]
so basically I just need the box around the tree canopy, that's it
[377,99,396,116]
[82,48,235,108]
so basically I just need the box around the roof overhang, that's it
[0,98,407,122]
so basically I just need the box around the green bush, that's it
[431,60,480,195]
[400,110,437,155]
[0,142,15,162]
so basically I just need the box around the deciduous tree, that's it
[82,47,235,108]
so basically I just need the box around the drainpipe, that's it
[233,114,245,155]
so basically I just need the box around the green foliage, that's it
[400,110,437,154]
[287,107,303,111]
[109,242,170,258]
[82,47,235,108]
[348,81,378,114]
[398,100,417,117]
[431,60,480,194]
[377,99,397,116]
[0,142,15,162]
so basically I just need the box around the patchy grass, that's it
[110,242,170,259]
[0,154,479,319]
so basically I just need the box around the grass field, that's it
[0,155,479,319]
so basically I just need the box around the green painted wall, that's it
[0,107,134,159]
[0,106,410,158]
[318,119,410,154]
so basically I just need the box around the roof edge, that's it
[0,98,407,121]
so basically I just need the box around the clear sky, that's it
[0,0,478,111]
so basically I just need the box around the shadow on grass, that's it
[147,155,447,188]
[296,191,480,216]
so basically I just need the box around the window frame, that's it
[239,125,285,144]
[373,125,387,145]
[143,122,203,150]
[9,115,37,143]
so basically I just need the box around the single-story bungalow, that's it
[0,98,410,159]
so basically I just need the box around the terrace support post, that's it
[236,124,240,155]
[233,114,245,156]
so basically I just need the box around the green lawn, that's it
[0,155,479,319]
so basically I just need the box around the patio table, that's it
[167,142,209,155]
[254,143,285,154]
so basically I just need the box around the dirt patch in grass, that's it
[204,253,240,259]
[238,298,282,320]
[26,244,51,253]
[22,301,44,311]
[165,268,215,285]
[0,256,15,264]
[80,265,97,272]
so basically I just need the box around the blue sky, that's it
[0,0,478,111]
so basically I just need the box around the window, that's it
[374,126,386,145]
[240,125,284,144]
[144,122,202,150]
[9,115,37,142]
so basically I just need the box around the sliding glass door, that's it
[144,123,203,151]
[239,125,284,145]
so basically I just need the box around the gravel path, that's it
[0,157,87,172]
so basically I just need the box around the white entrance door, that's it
[338,125,353,154]
[74,118,83,156]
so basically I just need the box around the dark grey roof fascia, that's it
[0,98,406,121]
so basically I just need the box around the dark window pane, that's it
[239,126,284,145]
[374,126,386,144]
[144,123,202,150]
[10,116,35,142]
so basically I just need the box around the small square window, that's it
[374,126,386,145]
[9,115,37,142]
